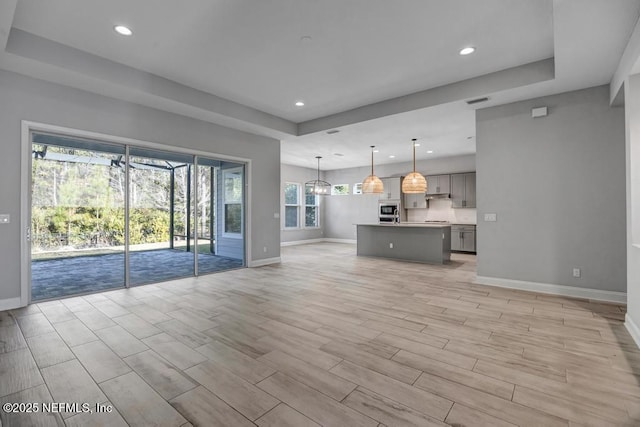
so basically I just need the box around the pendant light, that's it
[305,156,332,195]
[362,146,384,194]
[401,138,427,193]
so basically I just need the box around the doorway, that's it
[28,130,246,301]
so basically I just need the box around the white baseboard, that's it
[323,238,357,244]
[474,276,627,304]
[626,313,640,349]
[248,257,281,267]
[281,238,325,247]
[0,297,23,312]
[280,238,357,247]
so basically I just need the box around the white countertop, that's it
[357,223,452,228]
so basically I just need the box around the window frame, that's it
[221,167,243,238]
[331,183,350,195]
[304,183,320,229]
[284,182,301,229]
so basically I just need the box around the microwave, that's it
[379,203,399,216]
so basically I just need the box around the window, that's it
[331,184,350,195]
[223,168,243,236]
[284,182,320,229]
[284,182,300,228]
[304,184,319,228]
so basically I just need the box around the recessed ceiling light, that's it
[414,143,420,147]
[427,150,434,154]
[114,25,133,36]
[389,155,395,158]
[459,46,475,55]
[373,149,379,153]
[295,101,305,107]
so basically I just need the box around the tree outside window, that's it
[284,182,299,228]
[331,184,350,195]
[223,168,243,235]
[305,184,319,227]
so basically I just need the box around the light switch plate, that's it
[274,213,280,219]
[0,214,9,224]
[484,213,497,222]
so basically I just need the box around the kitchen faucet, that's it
[393,208,399,224]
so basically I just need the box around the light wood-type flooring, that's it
[0,242,638,426]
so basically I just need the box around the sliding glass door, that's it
[31,134,126,300]
[29,130,246,301]
[196,159,245,274]
[128,148,195,285]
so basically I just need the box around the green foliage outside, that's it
[30,144,216,256]
[31,207,172,250]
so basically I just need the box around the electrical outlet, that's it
[484,213,497,222]
[263,246,267,253]
[389,243,393,249]
[572,268,581,278]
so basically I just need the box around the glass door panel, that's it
[196,158,245,274]
[128,148,195,285]
[31,133,126,300]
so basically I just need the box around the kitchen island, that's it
[356,223,451,264]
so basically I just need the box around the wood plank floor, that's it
[1,242,638,426]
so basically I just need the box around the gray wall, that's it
[0,69,281,301]
[625,74,640,336]
[476,85,626,292]
[322,155,476,240]
[280,164,325,243]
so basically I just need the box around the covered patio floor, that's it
[32,249,244,301]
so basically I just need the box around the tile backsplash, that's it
[406,199,477,224]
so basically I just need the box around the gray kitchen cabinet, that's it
[379,177,402,200]
[426,174,450,194]
[451,173,476,208]
[404,193,427,209]
[451,225,476,253]
[461,229,476,252]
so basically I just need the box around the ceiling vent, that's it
[466,97,489,105]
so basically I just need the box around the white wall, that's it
[476,85,626,295]
[0,69,281,305]
[322,154,476,240]
[625,74,640,345]
[280,164,325,243]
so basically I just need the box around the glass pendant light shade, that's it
[362,145,384,194]
[305,156,332,195]
[402,138,427,194]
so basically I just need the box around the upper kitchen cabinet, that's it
[380,177,402,200]
[451,173,476,208]
[426,175,450,194]
[404,193,427,209]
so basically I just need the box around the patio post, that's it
[169,168,175,249]
[186,164,191,252]
[210,166,215,254]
